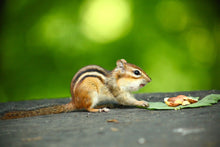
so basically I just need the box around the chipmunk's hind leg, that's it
[87,107,110,113]
[86,91,110,113]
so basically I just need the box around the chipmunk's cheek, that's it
[128,84,140,91]
[129,87,139,91]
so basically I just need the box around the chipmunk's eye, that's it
[134,70,141,75]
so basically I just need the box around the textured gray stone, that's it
[0,90,219,147]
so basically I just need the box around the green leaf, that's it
[139,94,220,110]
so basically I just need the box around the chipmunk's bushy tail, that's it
[1,102,75,120]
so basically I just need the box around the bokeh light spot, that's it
[156,0,188,32]
[186,28,216,66]
[80,0,132,43]
[141,42,195,92]
[40,12,76,49]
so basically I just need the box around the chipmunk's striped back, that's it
[70,65,109,99]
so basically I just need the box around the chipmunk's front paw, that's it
[136,101,149,107]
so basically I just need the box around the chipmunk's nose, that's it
[146,76,152,83]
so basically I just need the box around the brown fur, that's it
[1,103,75,120]
[74,77,101,109]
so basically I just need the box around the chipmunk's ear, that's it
[116,59,127,72]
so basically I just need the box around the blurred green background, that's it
[0,0,219,102]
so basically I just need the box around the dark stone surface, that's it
[0,90,219,147]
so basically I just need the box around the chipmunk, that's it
[1,59,151,119]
